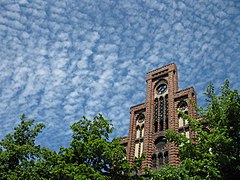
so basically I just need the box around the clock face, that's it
[157,84,167,94]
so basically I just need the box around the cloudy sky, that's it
[0,0,240,150]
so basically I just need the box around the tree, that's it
[0,114,46,179]
[55,114,142,180]
[0,114,143,179]
[203,80,240,179]
[152,80,240,179]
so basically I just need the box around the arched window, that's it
[137,114,145,123]
[178,101,188,110]
[178,101,188,128]
[155,137,166,149]
[178,101,190,138]
[154,80,168,133]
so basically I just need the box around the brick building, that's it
[120,63,197,169]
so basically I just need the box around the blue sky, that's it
[0,0,240,151]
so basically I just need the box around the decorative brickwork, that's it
[120,63,197,169]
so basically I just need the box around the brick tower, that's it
[120,63,197,169]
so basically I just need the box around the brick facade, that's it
[120,63,197,169]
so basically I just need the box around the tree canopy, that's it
[0,114,46,179]
[0,114,143,180]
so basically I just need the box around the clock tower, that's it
[120,63,197,169]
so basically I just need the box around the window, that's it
[152,150,168,169]
[178,126,190,138]
[178,101,189,138]
[137,114,145,123]
[141,125,144,137]
[165,94,169,129]
[140,142,144,156]
[159,97,164,131]
[155,137,166,149]
[178,101,188,110]
[178,114,184,127]
[154,83,168,132]
[156,84,167,94]
[136,126,140,138]
[135,143,139,157]
[184,111,189,125]
[154,98,158,132]
[152,154,157,168]
[159,152,163,166]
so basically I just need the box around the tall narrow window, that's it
[159,152,164,166]
[141,125,144,137]
[152,154,157,168]
[136,126,140,138]
[185,111,189,125]
[165,95,169,129]
[159,97,164,131]
[178,101,189,139]
[178,114,184,127]
[140,142,144,156]
[154,98,158,132]
[135,143,139,157]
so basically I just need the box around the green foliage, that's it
[0,114,143,179]
[203,80,240,179]
[56,114,136,179]
[150,165,191,180]
[0,114,46,179]
[153,80,240,179]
